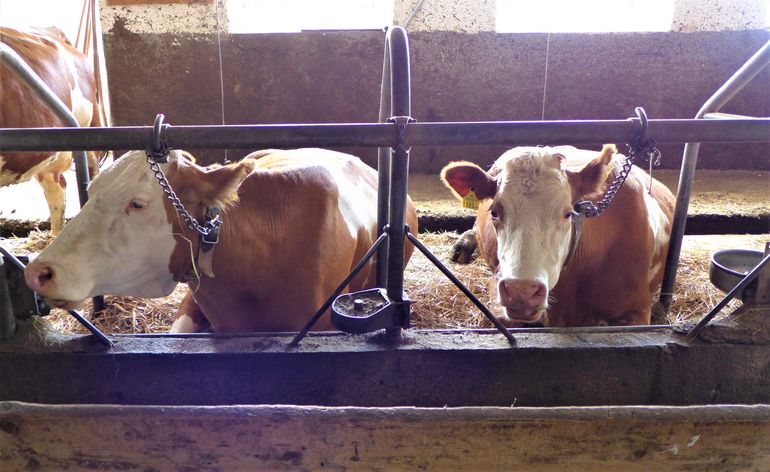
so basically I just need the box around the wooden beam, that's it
[2,402,769,470]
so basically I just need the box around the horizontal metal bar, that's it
[0,118,767,152]
[703,112,759,120]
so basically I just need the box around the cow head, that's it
[441,145,616,324]
[25,150,256,309]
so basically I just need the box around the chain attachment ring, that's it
[144,114,221,238]
[571,107,661,218]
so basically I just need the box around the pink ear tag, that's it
[462,190,480,210]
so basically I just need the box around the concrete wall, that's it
[98,1,770,171]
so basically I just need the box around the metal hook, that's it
[147,113,169,163]
[634,106,649,145]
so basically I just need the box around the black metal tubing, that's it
[376,32,393,288]
[660,40,770,313]
[405,231,516,345]
[384,27,412,333]
[0,119,768,153]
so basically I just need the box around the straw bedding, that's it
[5,230,766,334]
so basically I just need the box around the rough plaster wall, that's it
[394,0,495,32]
[100,0,224,34]
[672,0,768,32]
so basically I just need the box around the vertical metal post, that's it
[0,257,16,340]
[376,32,393,287]
[384,27,412,332]
[659,40,770,313]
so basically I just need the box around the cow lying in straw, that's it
[26,148,418,332]
[441,144,674,327]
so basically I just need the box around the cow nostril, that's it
[37,267,54,286]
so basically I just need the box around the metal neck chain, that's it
[145,152,222,237]
[573,136,660,218]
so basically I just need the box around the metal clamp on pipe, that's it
[387,115,416,152]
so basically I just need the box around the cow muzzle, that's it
[497,278,548,323]
[24,260,87,310]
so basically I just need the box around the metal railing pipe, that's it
[0,43,91,206]
[659,40,770,312]
[0,119,768,153]
[376,31,393,287]
[384,26,412,330]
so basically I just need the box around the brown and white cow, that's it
[25,148,419,333]
[1,26,104,234]
[441,144,674,327]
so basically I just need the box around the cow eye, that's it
[490,205,501,221]
[127,200,146,211]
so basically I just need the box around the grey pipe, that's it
[659,40,770,313]
[0,119,767,152]
[376,30,393,288]
[384,26,412,331]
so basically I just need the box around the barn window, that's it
[496,0,676,33]
[0,0,84,40]
[225,0,394,34]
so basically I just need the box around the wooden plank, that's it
[1,402,770,471]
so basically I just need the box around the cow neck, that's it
[563,158,618,271]
[168,201,223,284]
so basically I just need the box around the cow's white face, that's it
[25,150,257,309]
[25,149,257,309]
[24,150,181,308]
[442,146,615,324]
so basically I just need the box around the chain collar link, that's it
[572,108,661,219]
[144,151,222,238]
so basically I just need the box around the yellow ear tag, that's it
[462,190,480,210]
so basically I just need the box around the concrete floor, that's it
[0,168,767,236]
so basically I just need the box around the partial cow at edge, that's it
[0,26,105,234]
[442,144,675,327]
[25,148,419,333]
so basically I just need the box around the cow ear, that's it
[174,158,258,208]
[440,161,496,201]
[567,144,616,198]
[197,159,258,207]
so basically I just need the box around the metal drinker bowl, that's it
[331,288,397,333]
[709,249,763,300]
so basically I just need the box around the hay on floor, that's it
[6,230,767,334]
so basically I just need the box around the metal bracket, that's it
[200,207,222,253]
[387,115,416,152]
